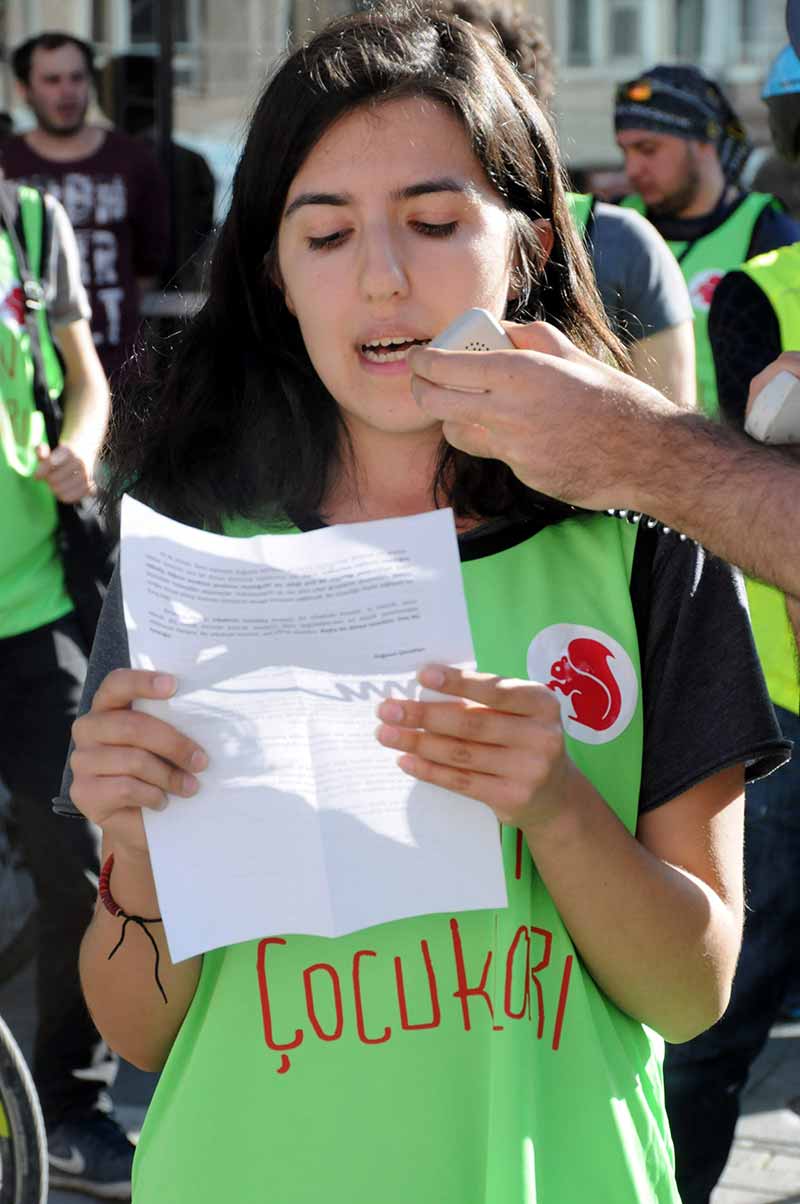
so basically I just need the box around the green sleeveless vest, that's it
[0,185,71,638]
[621,192,777,418]
[737,244,800,714]
[133,513,680,1204]
[567,191,596,238]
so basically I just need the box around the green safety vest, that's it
[567,191,596,238]
[133,513,681,1204]
[621,192,777,419]
[0,184,72,638]
[737,243,800,714]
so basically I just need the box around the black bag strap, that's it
[0,183,62,449]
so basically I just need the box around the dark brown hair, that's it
[425,0,555,107]
[12,32,95,86]
[106,3,621,529]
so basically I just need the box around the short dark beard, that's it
[31,98,89,140]
[37,117,85,138]
[648,149,703,218]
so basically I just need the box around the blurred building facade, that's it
[541,0,786,171]
[1,0,790,200]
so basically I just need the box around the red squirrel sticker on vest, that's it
[547,637,622,731]
[527,625,638,746]
[688,269,725,312]
[0,285,25,329]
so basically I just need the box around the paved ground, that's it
[0,960,157,1204]
[712,1018,800,1204]
[1,957,799,1202]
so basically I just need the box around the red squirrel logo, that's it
[546,638,622,732]
[0,285,25,329]
[697,273,723,306]
[689,270,724,312]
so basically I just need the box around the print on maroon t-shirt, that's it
[1,128,168,379]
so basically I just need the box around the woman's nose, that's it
[358,226,409,302]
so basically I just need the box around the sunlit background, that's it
[2,2,794,228]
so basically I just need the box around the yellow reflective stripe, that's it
[739,242,800,714]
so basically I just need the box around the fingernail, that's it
[182,774,198,796]
[378,701,404,722]
[190,749,208,771]
[154,674,176,696]
[376,724,399,746]
[418,666,445,689]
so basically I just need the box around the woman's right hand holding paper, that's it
[70,668,208,861]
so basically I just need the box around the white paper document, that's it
[120,496,507,962]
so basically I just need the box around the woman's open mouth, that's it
[360,336,430,364]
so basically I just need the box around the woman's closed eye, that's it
[307,229,351,250]
[306,219,460,252]
[411,219,459,238]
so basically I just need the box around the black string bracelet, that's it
[99,853,168,1004]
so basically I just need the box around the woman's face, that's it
[277,96,518,441]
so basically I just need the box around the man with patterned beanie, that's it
[614,63,800,418]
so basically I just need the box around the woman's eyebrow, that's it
[397,177,476,202]
[283,176,475,220]
[283,191,349,219]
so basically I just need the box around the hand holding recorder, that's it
[745,355,800,444]
[431,309,800,448]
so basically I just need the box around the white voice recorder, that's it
[744,369,800,445]
[428,308,514,353]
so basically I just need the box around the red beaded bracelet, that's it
[99,853,167,1004]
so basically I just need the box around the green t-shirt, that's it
[0,192,72,638]
[132,512,680,1203]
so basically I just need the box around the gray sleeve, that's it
[590,203,693,345]
[54,565,131,816]
[43,193,92,327]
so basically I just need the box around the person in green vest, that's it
[434,0,696,409]
[660,44,800,1204]
[0,181,137,1194]
[614,63,800,418]
[58,8,788,1202]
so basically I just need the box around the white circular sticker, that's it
[527,624,638,746]
[688,269,725,313]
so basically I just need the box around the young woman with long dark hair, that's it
[65,7,786,1201]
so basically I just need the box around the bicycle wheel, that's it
[0,1014,47,1204]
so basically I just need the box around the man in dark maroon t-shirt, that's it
[3,32,168,382]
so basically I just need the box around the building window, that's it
[675,0,705,59]
[564,0,647,68]
[740,0,758,51]
[91,0,197,47]
[93,0,204,89]
[566,0,592,67]
[15,0,43,38]
[608,0,641,61]
[129,0,196,46]
[91,1,107,44]
[737,0,780,65]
